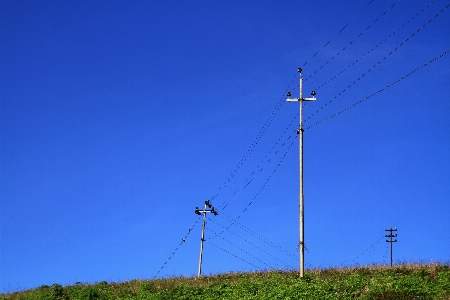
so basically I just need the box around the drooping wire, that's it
[151,76,292,281]
[217,123,296,211]
[305,49,450,130]
[230,135,297,220]
[302,0,375,68]
[209,135,298,238]
[208,241,262,270]
[345,233,385,267]
[152,118,298,278]
[315,0,436,91]
[207,227,272,269]
[152,1,448,280]
[304,3,450,124]
[150,0,361,273]
[207,217,293,267]
[383,243,389,265]
[209,75,297,203]
[305,0,400,81]
[214,211,298,260]
[209,0,380,207]
[152,217,201,279]
[154,0,450,278]
[208,0,376,208]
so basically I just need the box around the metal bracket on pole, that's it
[286,68,317,278]
[195,200,218,278]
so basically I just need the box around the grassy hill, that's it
[2,263,449,299]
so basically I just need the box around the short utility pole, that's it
[385,227,397,267]
[195,200,218,278]
[286,68,316,278]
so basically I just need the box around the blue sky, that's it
[1,0,449,293]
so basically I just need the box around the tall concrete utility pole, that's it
[286,68,316,277]
[385,227,397,267]
[195,200,218,278]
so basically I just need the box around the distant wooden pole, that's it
[385,228,397,266]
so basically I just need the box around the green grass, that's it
[2,263,449,299]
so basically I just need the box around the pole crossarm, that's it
[195,200,219,216]
[286,68,317,278]
[286,94,317,102]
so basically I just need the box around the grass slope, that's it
[2,264,449,299]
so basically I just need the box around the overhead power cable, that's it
[207,217,293,267]
[209,0,378,207]
[306,0,400,81]
[315,0,436,91]
[214,211,298,260]
[152,125,296,278]
[209,75,297,203]
[302,0,374,67]
[208,3,376,201]
[152,217,201,279]
[305,49,450,130]
[209,135,297,238]
[305,3,450,124]
[345,233,385,268]
[207,227,272,269]
[208,241,262,270]
[383,243,390,264]
[217,127,296,211]
[152,1,374,278]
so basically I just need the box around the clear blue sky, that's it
[1,0,449,293]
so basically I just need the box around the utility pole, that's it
[286,68,316,277]
[195,200,218,278]
[385,228,397,267]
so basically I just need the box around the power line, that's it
[257,0,438,175]
[383,242,389,264]
[207,227,272,269]
[207,241,262,270]
[152,1,447,280]
[207,217,293,267]
[152,217,202,279]
[209,0,423,222]
[302,0,375,67]
[151,2,374,276]
[151,107,296,279]
[213,211,298,260]
[345,233,385,268]
[305,0,400,81]
[304,3,450,124]
[209,75,297,204]
[305,49,450,130]
[153,126,297,277]
[209,135,297,237]
[217,130,296,211]
[315,0,436,91]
